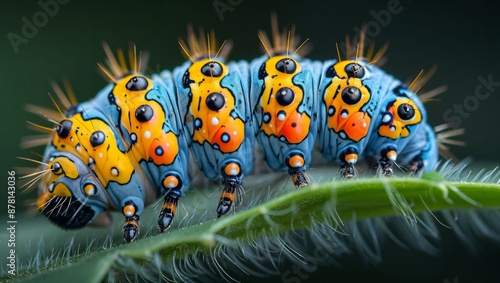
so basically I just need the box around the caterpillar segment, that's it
[250,16,318,188]
[175,27,253,217]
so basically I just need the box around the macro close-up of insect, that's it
[2,1,500,282]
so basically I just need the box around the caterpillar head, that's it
[37,151,110,229]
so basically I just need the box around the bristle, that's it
[99,43,146,82]
[180,26,231,62]
[25,104,60,122]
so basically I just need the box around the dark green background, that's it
[2,0,500,282]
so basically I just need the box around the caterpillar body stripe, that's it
[29,20,449,243]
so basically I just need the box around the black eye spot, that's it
[55,120,72,138]
[206,92,225,111]
[345,63,365,78]
[51,162,63,175]
[182,71,194,88]
[135,104,154,122]
[276,58,296,74]
[125,76,148,91]
[397,103,415,121]
[42,197,95,229]
[258,63,268,79]
[201,61,223,77]
[325,65,336,78]
[276,87,295,106]
[341,86,362,105]
[90,131,106,147]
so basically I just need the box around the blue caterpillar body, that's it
[31,22,440,242]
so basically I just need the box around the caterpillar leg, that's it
[408,154,424,173]
[158,194,179,233]
[378,146,397,176]
[122,202,140,243]
[286,154,310,188]
[217,162,244,217]
[339,147,358,179]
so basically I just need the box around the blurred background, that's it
[2,0,500,282]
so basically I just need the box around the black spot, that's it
[276,58,297,74]
[42,197,95,229]
[155,146,164,156]
[328,106,336,117]
[194,118,203,130]
[51,162,62,175]
[258,63,268,79]
[206,92,225,111]
[345,63,365,78]
[276,87,295,106]
[108,93,116,104]
[221,133,230,143]
[341,86,362,105]
[325,65,336,78]
[55,120,72,139]
[397,103,415,121]
[126,76,148,91]
[182,71,194,88]
[90,131,106,147]
[291,122,297,128]
[263,112,271,123]
[135,104,154,122]
[201,61,223,77]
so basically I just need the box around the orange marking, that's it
[224,163,241,176]
[122,204,136,217]
[344,153,358,163]
[386,150,397,160]
[342,112,371,142]
[163,175,179,189]
[278,111,310,143]
[220,190,235,202]
[162,200,177,214]
[288,155,305,168]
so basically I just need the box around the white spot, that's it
[76,144,81,152]
[233,131,237,135]
[48,183,54,193]
[166,181,176,188]
[131,133,137,141]
[228,168,239,176]
[260,207,268,214]
[88,157,94,164]
[390,126,396,132]
[211,117,219,126]
[98,152,103,159]
[294,161,304,167]
[277,113,286,121]
[86,187,96,196]
[166,143,170,147]
[382,114,391,123]
[362,122,367,128]
[347,158,357,164]
[341,112,348,118]
[144,130,151,139]
[388,152,397,161]
[124,210,134,217]
[339,132,346,139]
[111,168,119,176]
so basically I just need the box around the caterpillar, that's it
[26,18,454,243]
